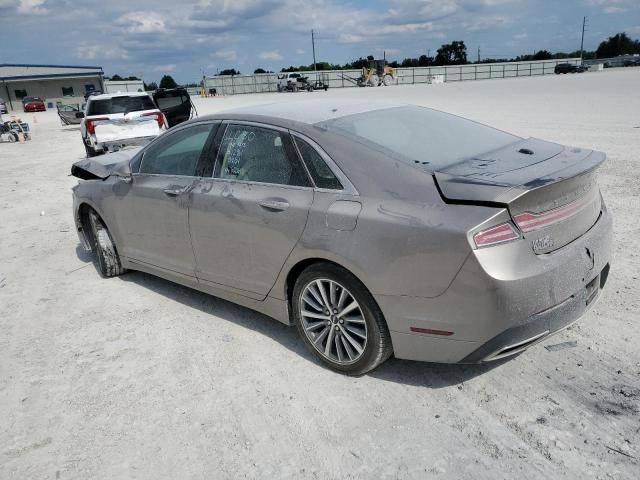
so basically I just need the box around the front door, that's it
[115,122,216,276]
[189,123,314,298]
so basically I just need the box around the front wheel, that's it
[292,263,393,375]
[88,211,126,278]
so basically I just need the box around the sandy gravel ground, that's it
[1,69,639,479]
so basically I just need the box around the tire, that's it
[84,141,101,157]
[292,263,393,375]
[383,74,393,86]
[88,210,125,278]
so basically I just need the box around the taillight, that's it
[513,193,591,232]
[473,222,520,248]
[85,117,108,134]
[143,111,165,128]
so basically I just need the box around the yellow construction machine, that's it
[357,59,397,87]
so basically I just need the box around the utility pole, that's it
[311,29,317,76]
[477,46,480,63]
[580,16,587,63]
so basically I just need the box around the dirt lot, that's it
[1,69,639,479]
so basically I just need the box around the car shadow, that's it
[75,244,513,387]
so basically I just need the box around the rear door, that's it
[114,122,217,276]
[189,122,314,299]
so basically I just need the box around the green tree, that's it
[532,50,553,60]
[596,32,640,58]
[434,41,468,65]
[109,74,123,81]
[254,68,267,74]
[144,81,158,91]
[218,68,240,76]
[159,75,178,88]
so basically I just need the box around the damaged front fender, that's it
[71,147,142,180]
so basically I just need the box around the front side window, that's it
[294,137,342,190]
[215,125,310,187]
[139,124,212,176]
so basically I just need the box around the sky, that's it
[1,0,639,83]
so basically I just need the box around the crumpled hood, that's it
[71,147,142,180]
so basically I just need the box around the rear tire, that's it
[84,141,100,157]
[292,263,393,375]
[88,211,125,278]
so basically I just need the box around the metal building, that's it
[0,64,104,111]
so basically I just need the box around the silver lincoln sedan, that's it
[71,100,612,375]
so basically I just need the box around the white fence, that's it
[204,58,581,96]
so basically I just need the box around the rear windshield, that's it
[323,106,520,170]
[88,95,155,115]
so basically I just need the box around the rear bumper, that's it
[377,204,613,363]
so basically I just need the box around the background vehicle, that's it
[152,88,196,128]
[0,98,7,114]
[77,92,166,157]
[71,101,612,375]
[277,73,313,92]
[358,59,397,86]
[22,96,46,112]
[554,63,586,74]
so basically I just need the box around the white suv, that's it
[79,92,166,157]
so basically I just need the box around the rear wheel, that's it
[88,210,125,278]
[292,263,392,375]
[84,141,100,157]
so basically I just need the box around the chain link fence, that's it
[203,58,581,96]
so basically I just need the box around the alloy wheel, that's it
[299,278,368,365]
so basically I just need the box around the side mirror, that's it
[75,112,85,119]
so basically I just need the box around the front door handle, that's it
[163,187,186,197]
[259,199,289,211]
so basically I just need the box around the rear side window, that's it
[139,124,212,176]
[294,137,342,190]
[88,95,155,115]
[215,125,311,187]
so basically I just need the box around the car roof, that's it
[204,98,406,125]
[87,91,151,101]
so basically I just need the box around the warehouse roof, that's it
[0,64,103,81]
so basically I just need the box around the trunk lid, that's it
[434,138,605,254]
[93,113,161,144]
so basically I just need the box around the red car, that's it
[22,96,46,112]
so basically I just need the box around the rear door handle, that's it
[259,199,289,211]
[163,187,186,197]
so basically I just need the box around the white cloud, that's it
[296,48,305,55]
[338,33,364,43]
[258,50,283,60]
[213,49,238,61]
[153,64,177,72]
[514,32,528,39]
[16,0,47,15]
[604,6,625,13]
[118,12,166,33]
[76,45,129,60]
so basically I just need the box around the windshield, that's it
[323,106,520,170]
[88,95,155,115]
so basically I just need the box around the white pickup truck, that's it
[79,92,166,157]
